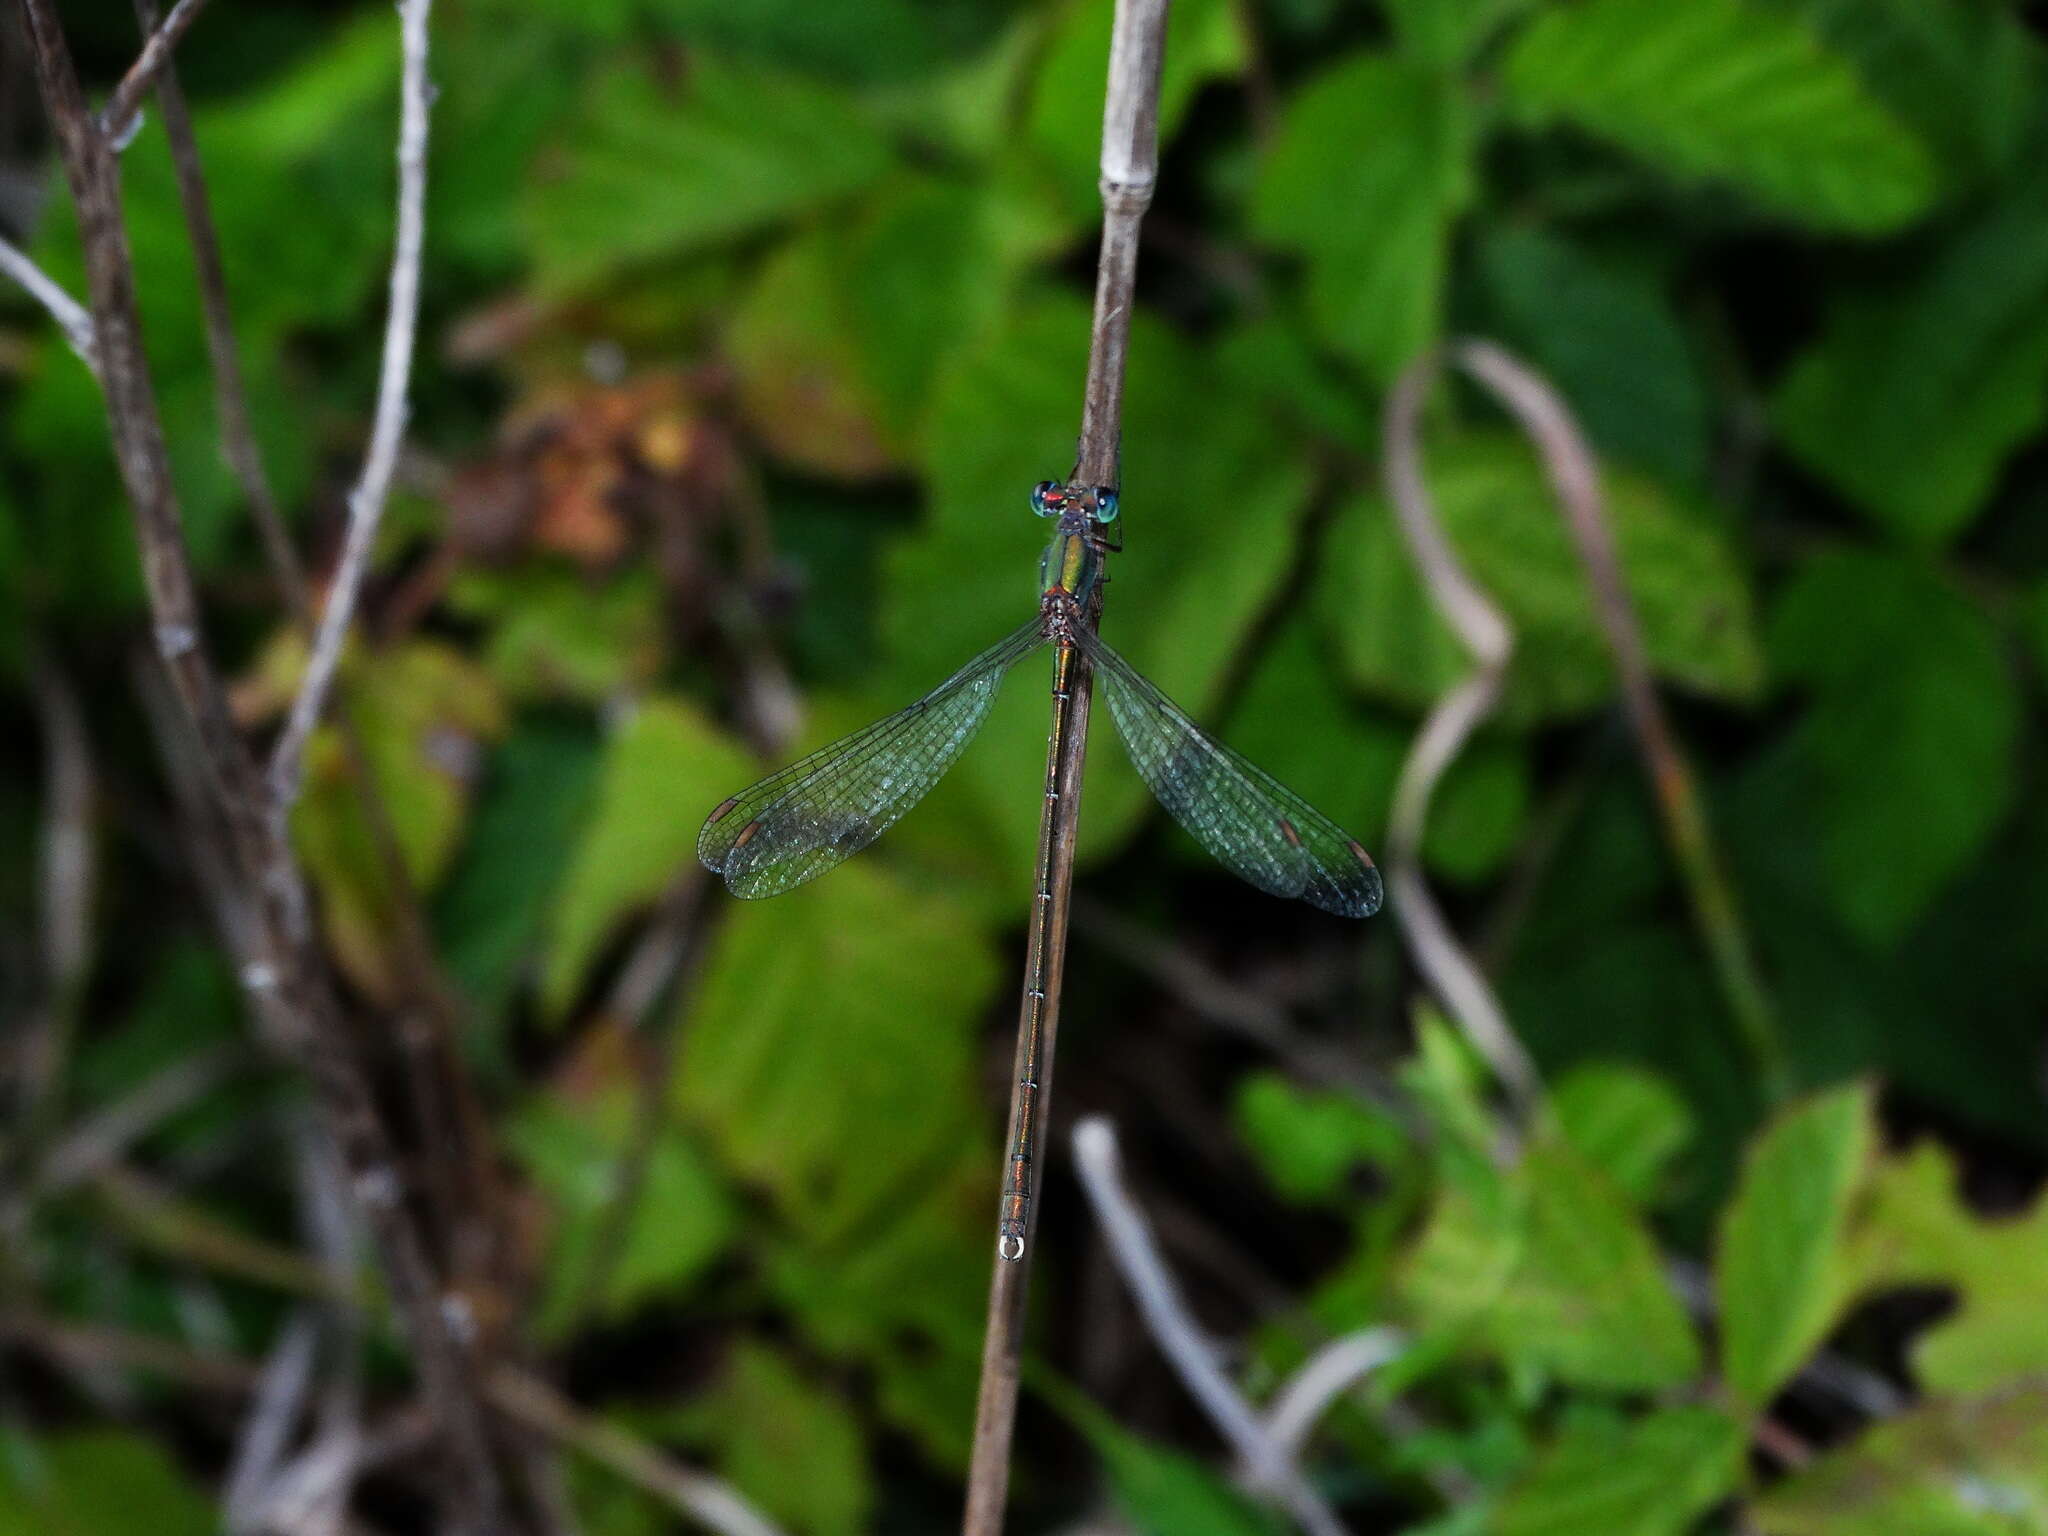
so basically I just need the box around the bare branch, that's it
[0,229,98,372]
[1382,352,1542,1124]
[99,0,211,146]
[1451,341,1787,1098]
[1254,1329,1406,1486]
[1072,1118,1352,1536]
[128,0,305,606]
[964,7,1169,1531]
[269,0,434,809]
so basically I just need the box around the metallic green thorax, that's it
[1040,526,1102,606]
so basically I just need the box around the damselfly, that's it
[700,481,1383,917]
[699,480,1382,1258]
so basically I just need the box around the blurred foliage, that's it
[5,0,2048,1531]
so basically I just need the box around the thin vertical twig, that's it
[1382,355,1543,1125]
[17,2,513,1525]
[269,0,433,812]
[1072,1118,1352,1536]
[1384,341,1788,1111]
[961,5,1169,1532]
[127,0,303,604]
[1452,341,1787,1100]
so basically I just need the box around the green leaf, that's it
[765,1151,990,1467]
[447,565,665,704]
[1503,0,1936,232]
[436,724,600,1032]
[1552,1062,1694,1205]
[1848,1142,2048,1395]
[507,1090,737,1336]
[1062,1403,1285,1536]
[1233,1072,1409,1206]
[726,230,902,479]
[683,1342,872,1536]
[1404,1139,1702,1391]
[540,698,754,1016]
[1386,0,1536,66]
[1779,0,2045,191]
[1716,1081,1875,1412]
[1321,434,1765,724]
[1753,1381,2048,1535]
[0,1432,213,1536]
[1773,194,2048,543]
[678,860,998,1244]
[526,59,893,291]
[1252,55,1472,381]
[1478,227,1710,488]
[1495,1407,1745,1536]
[1767,550,2019,944]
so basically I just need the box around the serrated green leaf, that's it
[1322,435,1765,724]
[1503,0,1936,232]
[1496,1406,1745,1536]
[1716,1081,1874,1412]
[1252,55,1472,381]
[1848,1142,2048,1395]
[507,1090,737,1336]
[1552,1062,1694,1205]
[678,860,998,1243]
[1779,0,2045,190]
[1767,550,2018,944]
[1773,195,2048,543]
[0,1432,213,1536]
[1754,1381,2048,1535]
[1404,1138,1701,1391]
[1478,227,1710,488]
[540,698,754,1015]
[525,59,893,291]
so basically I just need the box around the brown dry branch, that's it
[1381,353,1544,1125]
[121,0,508,1306]
[98,0,211,143]
[1385,343,1787,1117]
[961,4,1170,1532]
[13,0,517,1527]
[1453,341,1787,1099]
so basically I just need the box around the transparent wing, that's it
[1076,628,1382,918]
[700,621,1046,898]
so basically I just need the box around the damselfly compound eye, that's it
[1092,486,1119,523]
[1030,480,1062,517]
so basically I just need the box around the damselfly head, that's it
[1029,480,1064,518]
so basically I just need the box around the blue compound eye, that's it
[1030,480,1062,517]
[1092,486,1120,523]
